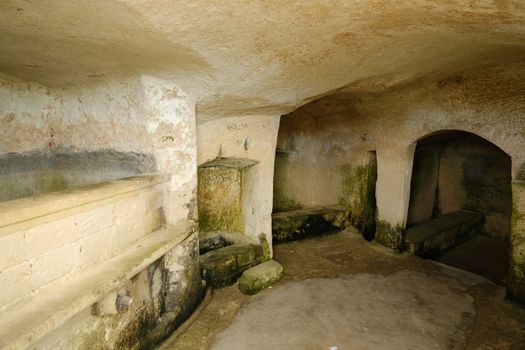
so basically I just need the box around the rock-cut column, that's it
[374,144,416,251]
[141,76,198,224]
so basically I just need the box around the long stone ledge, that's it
[405,210,483,257]
[0,174,169,236]
[0,222,196,350]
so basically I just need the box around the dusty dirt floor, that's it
[159,228,525,350]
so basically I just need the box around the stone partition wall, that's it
[197,115,281,250]
[0,175,167,311]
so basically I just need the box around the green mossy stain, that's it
[35,170,68,193]
[338,160,377,240]
[197,166,244,232]
[376,220,404,252]
[258,233,272,261]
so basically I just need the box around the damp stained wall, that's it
[274,108,373,212]
[197,159,258,233]
[0,73,152,200]
[273,62,524,250]
[196,115,281,250]
[0,73,197,223]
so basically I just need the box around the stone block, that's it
[0,230,28,271]
[0,262,32,308]
[272,206,349,244]
[200,232,266,288]
[79,227,113,268]
[405,210,483,257]
[238,260,283,295]
[25,215,78,257]
[75,204,114,239]
[30,243,79,290]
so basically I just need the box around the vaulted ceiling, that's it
[1,0,525,119]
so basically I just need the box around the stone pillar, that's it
[141,76,198,224]
[508,180,525,302]
[374,144,416,251]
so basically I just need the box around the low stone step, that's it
[405,210,484,257]
[200,231,268,288]
[272,206,350,244]
[238,260,284,295]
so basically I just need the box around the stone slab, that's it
[272,206,349,244]
[238,260,283,295]
[405,210,483,257]
[200,231,268,288]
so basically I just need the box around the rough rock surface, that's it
[238,260,283,295]
[2,1,525,120]
[200,231,268,288]
[272,206,349,244]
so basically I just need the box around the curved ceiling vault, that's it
[1,0,525,121]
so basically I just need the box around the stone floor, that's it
[159,228,525,350]
[435,234,509,285]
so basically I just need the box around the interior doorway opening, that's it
[406,130,512,284]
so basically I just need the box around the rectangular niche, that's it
[197,158,258,234]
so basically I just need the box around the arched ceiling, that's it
[1,0,525,120]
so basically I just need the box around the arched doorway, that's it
[406,130,512,284]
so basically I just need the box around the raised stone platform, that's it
[272,206,350,244]
[405,210,484,258]
[200,231,269,288]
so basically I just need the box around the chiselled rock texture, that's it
[238,260,283,295]
[199,231,268,289]
[272,207,350,244]
[508,182,525,301]
[405,210,483,258]
[0,2,525,348]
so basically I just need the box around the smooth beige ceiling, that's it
[1,0,525,119]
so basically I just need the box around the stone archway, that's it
[405,130,512,284]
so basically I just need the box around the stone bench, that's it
[272,206,350,244]
[405,210,484,258]
[0,175,205,349]
[0,223,197,350]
